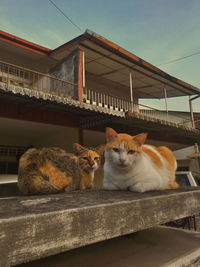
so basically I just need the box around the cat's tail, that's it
[18,166,62,195]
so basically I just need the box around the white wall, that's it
[0,118,79,152]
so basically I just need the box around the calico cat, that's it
[18,143,103,195]
[103,127,179,192]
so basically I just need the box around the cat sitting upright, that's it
[18,143,103,195]
[103,127,179,192]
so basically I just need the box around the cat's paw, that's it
[103,183,118,191]
[129,183,146,193]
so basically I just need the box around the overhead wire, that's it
[48,0,200,95]
[157,51,200,67]
[48,0,83,32]
[48,0,200,69]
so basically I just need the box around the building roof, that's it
[0,30,51,55]
[51,30,200,99]
[1,29,200,99]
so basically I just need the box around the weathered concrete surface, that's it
[18,226,200,267]
[0,188,200,266]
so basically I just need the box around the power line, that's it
[49,0,200,71]
[48,0,83,32]
[157,51,200,67]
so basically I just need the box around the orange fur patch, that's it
[168,181,179,189]
[156,146,176,179]
[142,146,163,168]
[39,162,72,189]
[80,171,93,189]
[85,150,100,157]
[106,133,142,153]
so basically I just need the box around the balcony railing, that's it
[0,60,194,129]
[84,88,193,128]
[0,60,77,99]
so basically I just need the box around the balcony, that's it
[83,88,193,129]
[0,60,77,100]
[0,60,194,129]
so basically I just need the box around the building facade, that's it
[0,29,200,177]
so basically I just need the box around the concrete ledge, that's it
[0,187,200,266]
[18,226,200,267]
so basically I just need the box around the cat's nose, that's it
[90,161,95,167]
[120,158,126,164]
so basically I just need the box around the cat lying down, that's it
[103,127,179,192]
[18,144,103,195]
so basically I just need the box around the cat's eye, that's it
[94,157,99,160]
[82,157,88,160]
[113,148,119,153]
[128,150,135,154]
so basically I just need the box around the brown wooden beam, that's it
[0,99,79,128]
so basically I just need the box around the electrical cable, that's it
[48,0,83,32]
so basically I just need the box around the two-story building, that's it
[0,29,200,178]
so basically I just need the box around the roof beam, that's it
[96,67,126,77]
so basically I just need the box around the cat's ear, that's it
[73,143,85,153]
[133,133,148,146]
[96,144,105,155]
[106,128,118,142]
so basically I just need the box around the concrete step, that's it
[18,226,200,267]
[0,188,200,266]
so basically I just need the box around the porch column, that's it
[78,49,84,102]
[82,50,85,89]
[189,96,195,128]
[129,71,133,112]
[164,86,168,119]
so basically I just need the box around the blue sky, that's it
[1,0,200,112]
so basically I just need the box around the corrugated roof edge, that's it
[0,30,51,56]
[84,29,200,96]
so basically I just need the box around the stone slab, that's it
[18,226,200,267]
[0,187,200,266]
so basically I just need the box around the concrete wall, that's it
[34,127,78,152]
[0,118,79,152]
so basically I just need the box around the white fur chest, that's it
[103,152,169,192]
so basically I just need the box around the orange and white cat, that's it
[103,127,179,192]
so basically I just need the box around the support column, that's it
[78,49,84,102]
[164,85,168,119]
[129,71,133,112]
[189,95,200,128]
[82,50,85,89]
[189,96,195,128]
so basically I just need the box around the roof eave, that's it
[83,30,200,96]
[0,30,51,56]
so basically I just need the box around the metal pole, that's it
[189,96,195,128]
[129,71,133,112]
[164,86,168,119]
